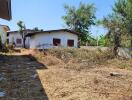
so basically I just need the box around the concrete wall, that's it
[30,31,78,49]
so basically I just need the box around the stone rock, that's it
[0,74,6,81]
[0,77,5,81]
[27,63,31,65]
[22,81,26,83]
[118,48,131,59]
[110,72,122,76]
[26,67,30,70]
[31,74,38,79]
[0,91,6,97]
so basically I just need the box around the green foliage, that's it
[99,14,123,55]
[33,27,44,32]
[99,0,132,56]
[88,37,97,46]
[62,2,96,44]
[113,0,132,47]
[98,35,106,46]
[17,21,26,48]
[33,27,39,31]
[17,21,26,35]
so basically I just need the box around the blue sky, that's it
[0,0,115,37]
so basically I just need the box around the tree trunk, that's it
[130,33,132,48]
[23,37,26,48]
[113,31,121,56]
[130,33,132,57]
[21,32,26,48]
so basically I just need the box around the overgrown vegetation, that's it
[32,48,132,100]
[17,21,27,48]
[32,48,132,70]
[63,1,131,57]
[99,0,132,56]
[62,2,96,45]
[47,48,114,62]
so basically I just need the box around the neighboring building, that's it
[7,29,33,48]
[0,0,12,44]
[0,25,10,44]
[26,29,79,49]
[0,0,12,20]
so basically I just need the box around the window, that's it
[53,38,61,46]
[67,39,74,47]
[16,39,22,44]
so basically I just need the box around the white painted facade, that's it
[30,31,78,49]
[8,32,30,48]
[0,25,8,44]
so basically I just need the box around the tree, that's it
[33,27,39,31]
[100,0,132,56]
[17,21,26,48]
[33,27,44,32]
[100,14,124,56]
[113,0,132,50]
[98,35,108,46]
[62,3,96,45]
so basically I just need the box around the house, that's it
[7,29,34,48]
[0,0,12,20]
[0,0,11,45]
[26,29,79,49]
[0,25,10,44]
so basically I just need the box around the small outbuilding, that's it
[7,29,33,48]
[26,29,79,49]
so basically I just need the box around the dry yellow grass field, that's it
[0,48,132,100]
[32,48,132,100]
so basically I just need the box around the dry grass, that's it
[1,48,131,100]
[33,48,132,100]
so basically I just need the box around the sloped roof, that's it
[0,0,12,20]
[7,29,33,34]
[0,25,10,32]
[26,29,80,37]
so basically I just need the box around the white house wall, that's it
[8,32,30,48]
[30,31,78,49]
[0,26,7,44]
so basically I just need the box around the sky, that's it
[0,0,116,37]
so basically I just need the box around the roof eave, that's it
[0,0,12,20]
[26,29,80,37]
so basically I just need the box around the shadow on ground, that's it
[0,54,49,100]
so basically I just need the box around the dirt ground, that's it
[0,49,132,100]
[35,49,132,100]
[0,52,48,100]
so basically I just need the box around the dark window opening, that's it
[67,39,74,47]
[16,39,22,44]
[53,38,61,46]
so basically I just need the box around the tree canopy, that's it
[17,21,26,48]
[62,3,96,45]
[99,0,132,56]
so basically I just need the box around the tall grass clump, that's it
[47,48,114,63]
